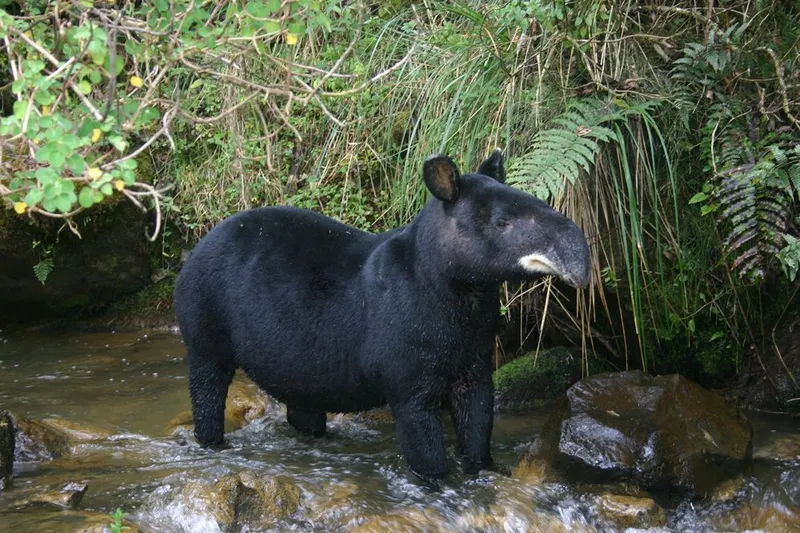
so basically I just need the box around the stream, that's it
[0,329,798,532]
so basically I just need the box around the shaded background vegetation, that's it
[1,0,799,404]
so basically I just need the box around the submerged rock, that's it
[167,374,269,435]
[349,406,394,426]
[38,418,111,442]
[15,416,73,462]
[14,481,89,510]
[351,508,445,533]
[0,411,15,490]
[185,471,301,531]
[595,493,666,530]
[512,439,557,485]
[541,371,752,499]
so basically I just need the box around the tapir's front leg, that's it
[450,352,494,473]
[387,388,448,481]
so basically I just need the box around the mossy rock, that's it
[493,347,600,411]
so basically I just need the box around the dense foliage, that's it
[1,0,798,384]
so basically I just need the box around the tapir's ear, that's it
[423,154,460,203]
[477,148,506,183]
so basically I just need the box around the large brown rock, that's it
[542,371,752,498]
[185,471,301,531]
[0,411,15,490]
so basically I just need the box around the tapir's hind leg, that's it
[287,407,327,437]
[187,345,235,449]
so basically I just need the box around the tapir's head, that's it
[423,150,590,288]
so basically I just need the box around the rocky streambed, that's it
[0,330,798,532]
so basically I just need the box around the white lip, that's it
[518,253,559,276]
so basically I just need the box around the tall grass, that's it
[161,0,798,382]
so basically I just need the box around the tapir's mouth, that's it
[518,253,558,276]
[517,252,587,288]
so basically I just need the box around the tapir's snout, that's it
[516,212,591,288]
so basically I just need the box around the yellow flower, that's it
[91,128,102,143]
[42,106,50,116]
[130,75,144,88]
[87,167,103,179]
[14,202,27,214]
[286,33,298,46]
[114,180,125,191]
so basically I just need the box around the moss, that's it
[493,347,607,410]
[102,274,177,328]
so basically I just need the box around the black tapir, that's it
[173,150,590,480]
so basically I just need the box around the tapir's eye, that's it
[494,218,511,229]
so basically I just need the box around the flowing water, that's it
[0,329,798,532]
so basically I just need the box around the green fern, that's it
[508,98,636,199]
[33,258,54,285]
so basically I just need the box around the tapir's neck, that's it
[402,202,497,301]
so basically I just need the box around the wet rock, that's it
[710,475,744,502]
[349,406,394,426]
[15,416,72,462]
[15,481,89,509]
[38,418,112,442]
[186,471,301,531]
[458,507,594,533]
[595,493,666,530]
[542,371,752,499]
[494,347,587,411]
[754,433,800,461]
[707,463,800,532]
[351,508,445,532]
[167,374,269,435]
[0,411,15,491]
[711,501,800,532]
[512,439,556,485]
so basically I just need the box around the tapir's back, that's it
[173,205,391,411]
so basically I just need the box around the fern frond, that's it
[33,258,54,285]
[508,97,642,199]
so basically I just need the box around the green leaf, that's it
[77,79,92,94]
[25,188,44,206]
[67,154,86,175]
[54,194,73,213]
[288,20,306,35]
[689,192,708,204]
[100,183,113,196]
[117,158,138,170]
[88,39,106,65]
[34,89,55,106]
[13,100,28,120]
[700,204,716,216]
[264,20,280,34]
[79,186,95,208]
[35,167,59,186]
[108,135,128,152]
